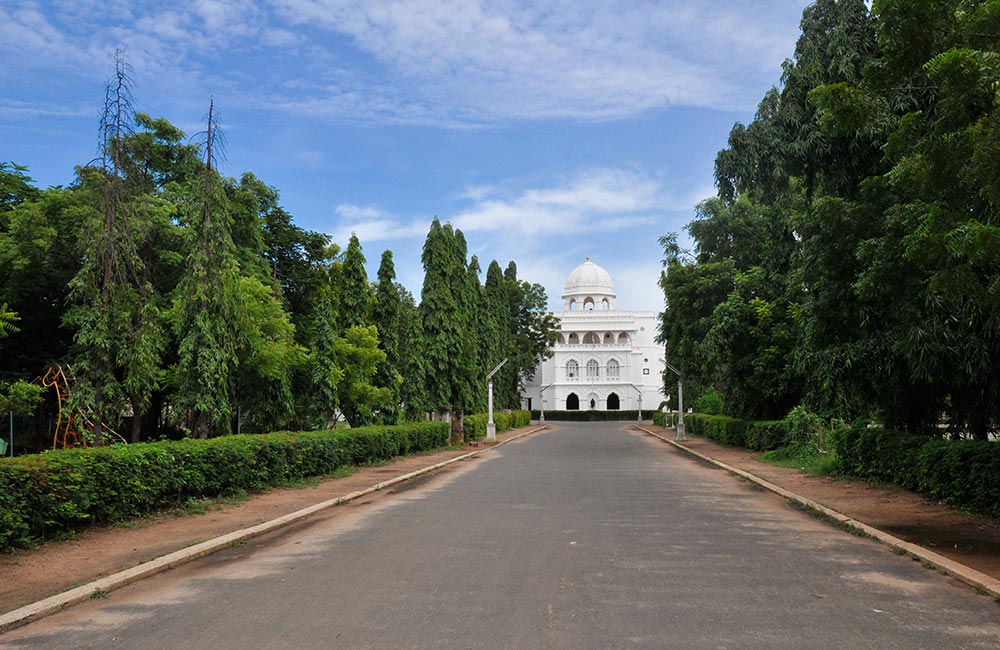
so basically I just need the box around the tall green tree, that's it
[397,288,428,421]
[340,234,372,331]
[419,218,467,438]
[65,52,165,443]
[171,99,241,438]
[372,250,403,423]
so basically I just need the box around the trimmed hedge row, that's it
[464,410,531,441]
[684,413,793,452]
[0,422,449,551]
[652,412,679,427]
[832,427,1000,518]
[529,409,645,422]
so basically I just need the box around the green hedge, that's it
[529,410,645,422]
[684,413,794,452]
[652,412,679,427]
[832,427,1000,518]
[0,422,449,551]
[464,410,531,441]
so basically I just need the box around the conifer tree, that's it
[309,254,344,428]
[372,250,403,423]
[340,234,372,331]
[172,99,241,437]
[397,289,428,421]
[66,50,164,443]
[482,260,509,403]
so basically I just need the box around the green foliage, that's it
[0,162,39,210]
[660,0,999,438]
[684,413,751,447]
[832,427,1000,518]
[339,234,372,331]
[334,325,391,427]
[463,410,531,441]
[652,411,675,427]
[0,421,449,550]
[0,380,46,417]
[372,250,403,424]
[693,388,724,415]
[419,219,465,416]
[0,303,18,338]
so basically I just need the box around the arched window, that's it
[601,299,610,310]
[566,360,579,378]
[586,359,599,378]
[617,332,630,345]
[569,299,577,311]
[583,332,599,344]
[568,332,579,345]
[607,392,620,410]
[584,297,595,311]
[607,359,620,378]
[556,333,565,345]
[603,332,613,344]
[566,393,580,410]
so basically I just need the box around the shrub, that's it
[832,427,1000,518]
[685,413,749,446]
[652,411,679,427]
[464,410,531,441]
[745,420,792,451]
[693,388,724,415]
[0,422,449,551]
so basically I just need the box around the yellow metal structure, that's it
[41,365,125,449]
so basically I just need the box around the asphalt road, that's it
[2,423,999,649]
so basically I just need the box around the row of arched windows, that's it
[568,297,611,311]
[565,359,620,379]
[565,392,621,410]
[557,332,630,345]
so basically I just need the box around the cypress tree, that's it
[340,233,372,331]
[66,51,163,443]
[372,250,403,423]
[397,288,427,421]
[172,99,241,437]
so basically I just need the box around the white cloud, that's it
[451,168,661,236]
[2,1,807,126]
[329,204,429,245]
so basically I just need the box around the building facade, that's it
[522,258,665,413]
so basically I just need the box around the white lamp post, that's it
[538,382,554,424]
[662,359,685,440]
[486,358,508,442]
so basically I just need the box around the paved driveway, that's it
[2,423,998,649]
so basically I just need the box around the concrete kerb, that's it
[635,424,1000,601]
[0,425,549,635]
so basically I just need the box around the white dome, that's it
[563,257,615,298]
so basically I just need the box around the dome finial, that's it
[585,255,590,261]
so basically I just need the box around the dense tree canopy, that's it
[659,0,999,438]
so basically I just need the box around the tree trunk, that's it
[450,410,464,445]
[130,404,142,443]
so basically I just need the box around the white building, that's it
[522,258,666,414]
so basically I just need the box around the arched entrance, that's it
[607,392,620,410]
[566,393,580,410]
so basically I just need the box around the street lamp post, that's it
[538,382,554,424]
[627,384,643,422]
[486,358,508,442]
[662,359,685,440]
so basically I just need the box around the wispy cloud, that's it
[3,1,806,127]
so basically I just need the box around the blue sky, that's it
[1,0,810,312]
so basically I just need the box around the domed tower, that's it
[562,257,616,311]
